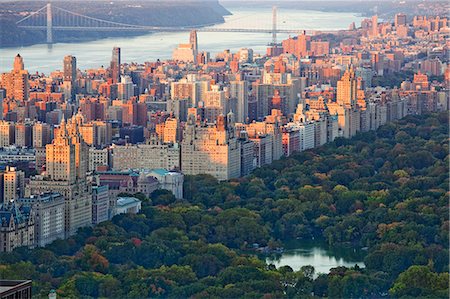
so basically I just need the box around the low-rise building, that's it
[148,169,184,199]
[116,197,141,215]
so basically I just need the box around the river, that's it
[0,4,364,74]
[266,240,366,276]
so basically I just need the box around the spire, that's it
[13,54,24,72]
[227,109,235,128]
[57,114,69,140]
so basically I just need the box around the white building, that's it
[92,185,110,224]
[116,197,141,215]
[148,169,184,199]
[117,75,135,100]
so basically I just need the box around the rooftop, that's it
[117,197,141,207]
[0,280,32,295]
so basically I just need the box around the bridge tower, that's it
[46,3,53,44]
[272,6,277,45]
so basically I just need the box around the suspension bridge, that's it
[16,3,319,44]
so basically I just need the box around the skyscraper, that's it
[13,54,24,71]
[189,30,198,54]
[230,80,249,123]
[395,13,407,27]
[111,47,121,84]
[181,113,241,181]
[337,66,358,106]
[28,116,92,237]
[63,55,77,101]
[46,118,76,183]
[0,54,29,101]
[63,55,76,84]
[371,15,378,37]
[3,166,25,204]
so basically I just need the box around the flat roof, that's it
[117,197,141,207]
[0,280,32,294]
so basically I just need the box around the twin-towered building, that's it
[181,112,241,181]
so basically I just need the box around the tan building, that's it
[236,111,283,162]
[172,44,196,63]
[3,166,24,204]
[337,66,358,106]
[163,117,180,144]
[14,123,32,148]
[0,121,15,147]
[45,119,77,183]
[181,112,241,181]
[249,134,273,167]
[112,137,180,171]
[328,103,361,138]
[88,147,109,172]
[32,122,52,148]
[27,116,92,237]
[204,85,226,112]
[0,54,29,101]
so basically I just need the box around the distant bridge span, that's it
[16,3,337,43]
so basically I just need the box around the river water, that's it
[266,240,366,276]
[0,4,364,74]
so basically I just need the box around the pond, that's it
[266,240,366,276]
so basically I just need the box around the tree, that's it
[390,265,449,298]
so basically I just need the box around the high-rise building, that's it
[117,75,134,100]
[337,66,358,106]
[92,185,109,224]
[110,47,121,84]
[14,123,32,148]
[27,116,92,237]
[395,13,407,27]
[88,147,108,172]
[172,44,196,63]
[0,121,15,147]
[181,112,241,181]
[371,15,379,37]
[3,166,24,204]
[0,54,29,101]
[63,55,77,101]
[310,41,330,56]
[32,122,52,148]
[46,119,77,183]
[204,85,226,113]
[163,117,180,144]
[112,137,180,171]
[281,32,310,58]
[189,30,198,56]
[230,80,249,123]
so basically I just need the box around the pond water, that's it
[266,240,366,276]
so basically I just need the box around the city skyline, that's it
[0,1,448,298]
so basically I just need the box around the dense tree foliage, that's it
[0,113,448,298]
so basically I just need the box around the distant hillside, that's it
[0,0,231,47]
